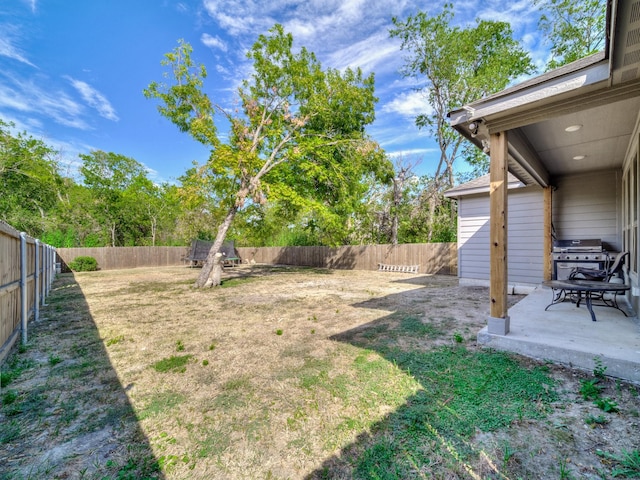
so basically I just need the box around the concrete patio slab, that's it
[478,285,640,383]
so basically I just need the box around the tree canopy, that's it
[145,24,392,287]
[0,119,62,236]
[390,4,534,240]
[536,0,607,70]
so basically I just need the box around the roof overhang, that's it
[448,0,640,188]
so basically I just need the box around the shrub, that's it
[68,256,98,272]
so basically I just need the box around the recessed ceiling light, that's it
[573,155,586,160]
[565,124,582,132]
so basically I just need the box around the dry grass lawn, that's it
[1,265,639,479]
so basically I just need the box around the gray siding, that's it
[552,170,621,252]
[458,187,544,286]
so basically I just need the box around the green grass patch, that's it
[0,420,20,444]
[138,391,186,420]
[1,356,35,387]
[48,354,62,366]
[106,335,125,346]
[152,355,193,373]
[345,346,558,478]
[2,389,19,406]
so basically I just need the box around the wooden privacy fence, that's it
[57,246,190,271]
[58,243,457,275]
[237,243,457,275]
[0,222,56,364]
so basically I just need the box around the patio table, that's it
[542,280,630,322]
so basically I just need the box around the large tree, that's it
[390,4,534,240]
[145,25,391,287]
[536,0,607,70]
[79,150,149,247]
[0,119,63,236]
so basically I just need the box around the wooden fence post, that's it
[34,239,40,322]
[20,232,28,344]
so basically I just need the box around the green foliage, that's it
[145,24,392,280]
[579,378,603,400]
[390,4,534,198]
[536,0,607,70]
[597,449,640,478]
[2,389,18,406]
[594,397,620,413]
[584,414,608,426]
[48,354,62,366]
[0,119,63,237]
[593,356,607,379]
[68,256,98,272]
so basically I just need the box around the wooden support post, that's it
[543,186,553,281]
[489,131,509,335]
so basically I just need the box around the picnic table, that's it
[542,279,630,322]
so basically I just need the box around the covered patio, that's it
[484,286,640,383]
[448,0,640,383]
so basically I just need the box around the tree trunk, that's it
[204,253,224,288]
[195,205,239,288]
[151,217,157,247]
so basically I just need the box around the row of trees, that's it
[0,118,457,249]
[1,1,605,286]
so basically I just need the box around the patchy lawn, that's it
[1,266,639,479]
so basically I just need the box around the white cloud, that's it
[65,77,119,122]
[201,33,228,52]
[0,25,36,67]
[387,147,438,158]
[0,74,91,129]
[326,31,400,74]
[382,90,432,118]
[21,0,37,13]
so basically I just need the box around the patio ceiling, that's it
[518,95,640,177]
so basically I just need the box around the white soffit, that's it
[470,63,610,120]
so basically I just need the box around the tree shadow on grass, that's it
[305,282,557,479]
[0,273,163,479]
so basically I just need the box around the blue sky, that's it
[1,0,549,183]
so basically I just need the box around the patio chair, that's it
[568,251,630,309]
[568,251,629,283]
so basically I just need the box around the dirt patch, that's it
[1,265,638,479]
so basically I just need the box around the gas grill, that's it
[552,239,611,280]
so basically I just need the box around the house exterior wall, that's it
[457,186,544,291]
[552,170,622,252]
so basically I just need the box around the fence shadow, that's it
[0,273,164,479]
